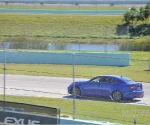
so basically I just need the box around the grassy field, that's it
[0,13,123,43]
[0,13,123,26]
[0,94,150,125]
[0,13,149,44]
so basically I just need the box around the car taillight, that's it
[129,85,137,89]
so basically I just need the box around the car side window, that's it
[101,77,117,84]
[90,77,103,83]
[101,77,109,83]
[111,78,117,83]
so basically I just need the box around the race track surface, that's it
[0,74,149,106]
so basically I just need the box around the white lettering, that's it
[32,121,40,125]
[4,117,40,125]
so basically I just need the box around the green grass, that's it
[0,13,124,43]
[0,13,149,44]
[0,13,150,44]
[0,13,123,26]
[0,95,150,125]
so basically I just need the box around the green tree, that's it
[130,6,138,24]
[123,4,150,25]
[123,11,131,25]
[136,7,145,23]
[123,6,137,26]
[144,4,150,21]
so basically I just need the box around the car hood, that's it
[68,80,89,87]
[74,80,88,85]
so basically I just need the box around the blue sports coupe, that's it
[67,75,144,101]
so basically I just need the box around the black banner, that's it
[0,101,59,125]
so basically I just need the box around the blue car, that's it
[67,75,144,101]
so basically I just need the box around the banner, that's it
[0,101,59,125]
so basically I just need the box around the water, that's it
[1,42,121,51]
[48,43,120,51]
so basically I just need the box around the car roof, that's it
[100,75,126,79]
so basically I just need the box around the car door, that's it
[99,77,115,97]
[82,76,103,96]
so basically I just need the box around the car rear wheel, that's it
[71,87,81,97]
[112,90,123,102]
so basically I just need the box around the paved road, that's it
[0,74,150,106]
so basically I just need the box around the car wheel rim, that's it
[72,87,80,97]
[113,91,122,101]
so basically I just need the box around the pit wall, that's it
[0,50,130,66]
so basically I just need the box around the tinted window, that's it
[101,77,117,84]
[90,77,103,83]
[111,78,117,83]
[90,76,117,84]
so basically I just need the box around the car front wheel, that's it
[71,87,81,97]
[112,90,123,102]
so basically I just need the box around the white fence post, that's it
[3,48,6,102]
[148,58,150,70]
[72,53,76,119]
[134,118,136,125]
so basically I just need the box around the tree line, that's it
[123,4,150,26]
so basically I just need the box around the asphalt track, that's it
[0,74,150,106]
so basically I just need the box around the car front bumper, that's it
[67,85,72,94]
